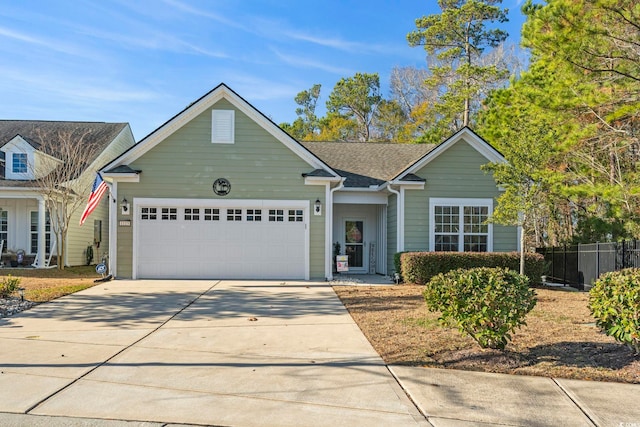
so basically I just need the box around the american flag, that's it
[80,173,108,225]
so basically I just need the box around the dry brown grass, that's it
[334,284,640,384]
[1,266,99,302]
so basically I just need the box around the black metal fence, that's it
[536,240,640,289]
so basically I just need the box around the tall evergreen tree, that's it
[408,0,509,143]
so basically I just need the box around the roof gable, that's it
[102,84,338,177]
[392,127,505,182]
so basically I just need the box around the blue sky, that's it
[0,1,527,140]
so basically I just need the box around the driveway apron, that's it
[0,280,427,426]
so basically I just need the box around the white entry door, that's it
[135,199,308,279]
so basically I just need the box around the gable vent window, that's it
[211,109,235,144]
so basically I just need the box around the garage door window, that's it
[246,209,262,221]
[184,208,200,220]
[227,209,242,221]
[204,208,220,221]
[288,209,303,222]
[269,209,284,222]
[141,207,158,220]
[161,208,177,220]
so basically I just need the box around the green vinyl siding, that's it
[404,137,517,253]
[116,98,325,278]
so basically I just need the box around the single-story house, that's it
[0,121,135,267]
[101,83,518,280]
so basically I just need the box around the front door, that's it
[344,219,365,271]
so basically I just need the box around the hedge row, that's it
[399,251,545,285]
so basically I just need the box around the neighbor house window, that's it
[430,198,493,252]
[30,211,51,254]
[12,153,27,173]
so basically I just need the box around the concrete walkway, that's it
[0,279,638,427]
[0,280,427,426]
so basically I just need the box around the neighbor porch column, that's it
[36,197,46,268]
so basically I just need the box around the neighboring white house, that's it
[0,121,135,267]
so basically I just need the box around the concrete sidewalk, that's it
[0,280,427,426]
[0,279,638,427]
[391,366,640,427]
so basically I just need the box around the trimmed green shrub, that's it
[393,252,407,282]
[423,267,536,350]
[589,269,640,355]
[0,275,21,299]
[400,251,545,285]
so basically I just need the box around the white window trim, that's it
[429,197,493,252]
[211,109,235,144]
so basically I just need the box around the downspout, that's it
[326,177,346,280]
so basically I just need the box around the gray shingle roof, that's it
[0,120,128,162]
[301,141,436,188]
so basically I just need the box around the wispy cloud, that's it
[0,67,158,104]
[74,25,228,58]
[0,26,99,59]
[271,48,353,75]
[161,0,248,31]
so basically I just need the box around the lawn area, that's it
[334,284,640,384]
[1,265,99,302]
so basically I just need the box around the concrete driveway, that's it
[0,280,428,426]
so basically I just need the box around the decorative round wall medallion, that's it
[213,178,231,196]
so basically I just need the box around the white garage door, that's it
[135,199,308,279]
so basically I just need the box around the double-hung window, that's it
[430,198,493,252]
[12,153,27,173]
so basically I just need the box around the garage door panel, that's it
[136,202,307,279]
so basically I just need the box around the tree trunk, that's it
[520,214,527,276]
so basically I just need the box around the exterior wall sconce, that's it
[314,199,322,216]
[120,197,130,215]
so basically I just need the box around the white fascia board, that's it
[101,173,140,183]
[389,180,425,190]
[304,176,341,185]
[395,128,506,180]
[103,85,336,177]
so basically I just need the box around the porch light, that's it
[18,287,24,302]
[120,197,130,215]
[314,199,322,216]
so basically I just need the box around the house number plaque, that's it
[213,178,231,196]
